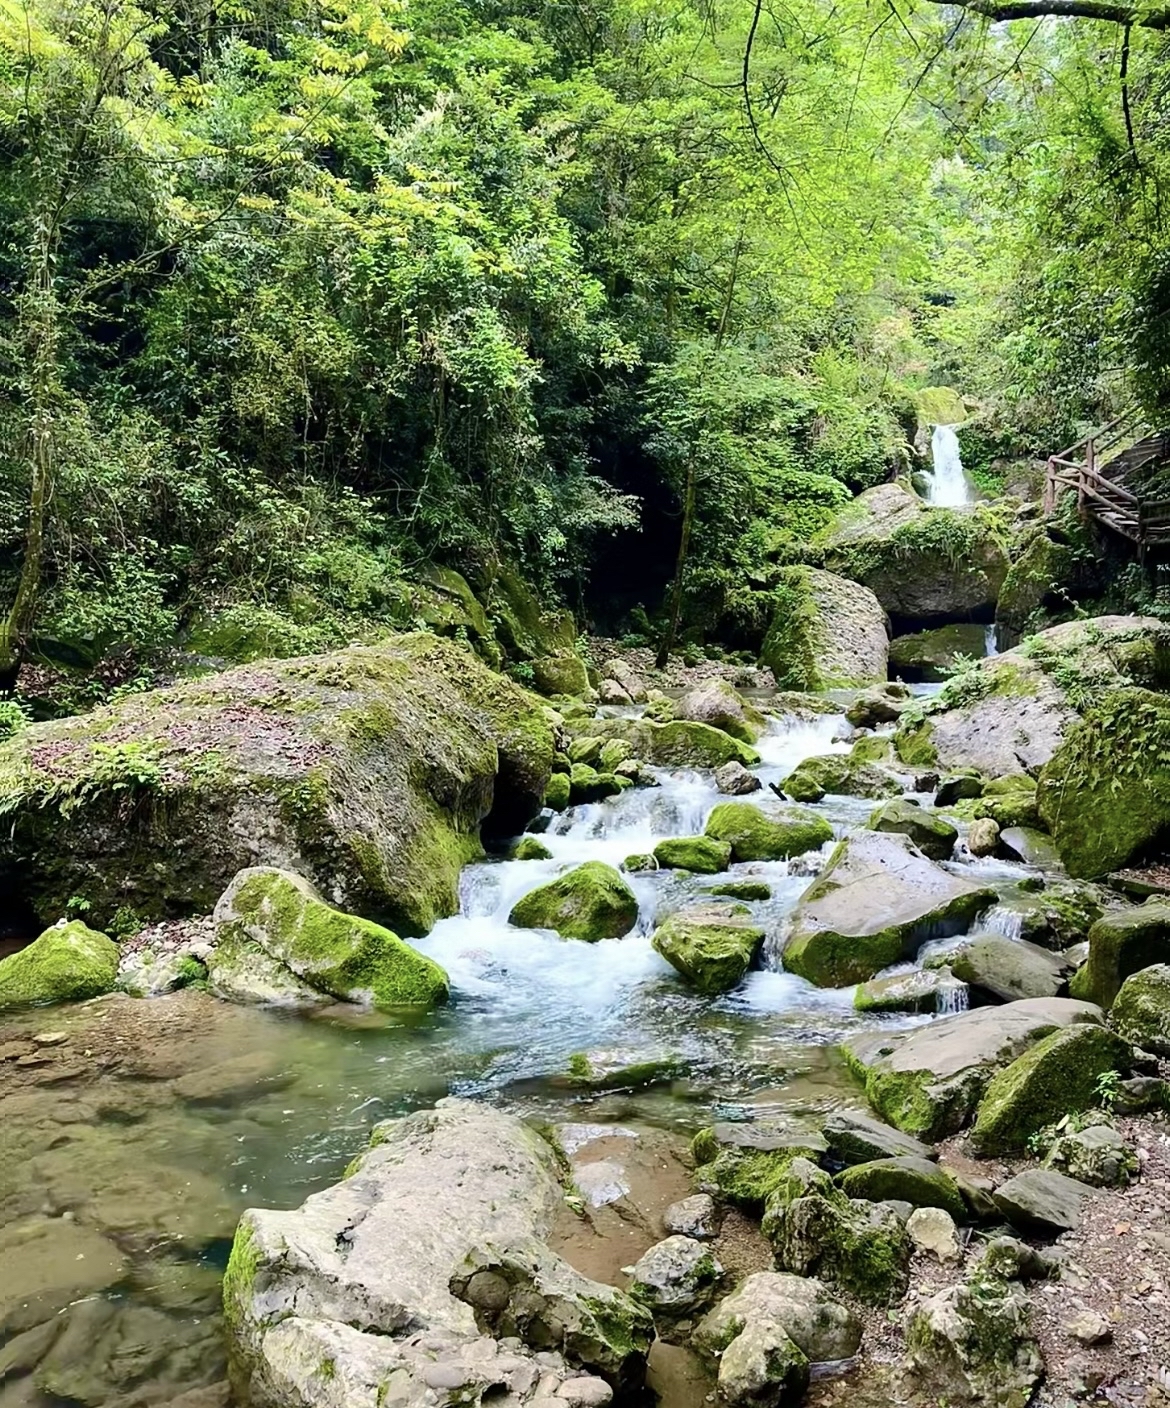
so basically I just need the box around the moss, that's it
[894,716,939,768]
[652,836,732,874]
[532,654,591,698]
[706,880,771,901]
[651,908,764,993]
[544,772,571,811]
[781,754,901,804]
[647,720,760,769]
[851,734,893,764]
[622,853,657,873]
[510,836,553,861]
[704,801,833,861]
[699,1146,819,1208]
[221,1219,261,1334]
[508,861,638,941]
[836,1158,966,1220]
[1070,901,1170,1008]
[569,763,623,804]
[0,921,119,1011]
[1111,964,1170,1055]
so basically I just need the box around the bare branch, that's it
[922,0,1170,28]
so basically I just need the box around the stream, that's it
[0,701,1039,1408]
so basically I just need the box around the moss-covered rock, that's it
[941,934,1070,1003]
[544,771,571,811]
[888,624,993,682]
[532,653,592,699]
[1038,687,1170,878]
[780,754,902,804]
[508,862,637,941]
[675,679,766,744]
[995,528,1075,644]
[970,1022,1130,1155]
[652,836,732,874]
[1111,963,1170,1055]
[905,1276,1042,1408]
[510,836,553,861]
[651,904,764,994]
[692,1126,828,1206]
[989,880,1110,952]
[759,566,888,690]
[706,879,772,901]
[0,921,118,1011]
[867,798,957,860]
[854,967,959,1014]
[481,562,577,663]
[409,566,500,664]
[835,1156,966,1220]
[782,831,995,988]
[704,800,833,862]
[569,763,623,804]
[574,717,760,769]
[209,867,449,1011]
[1070,900,1170,1007]
[0,634,555,936]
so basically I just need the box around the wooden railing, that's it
[1043,407,1170,546]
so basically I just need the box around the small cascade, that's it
[984,624,999,657]
[925,424,973,507]
[936,978,969,1016]
[978,904,1024,942]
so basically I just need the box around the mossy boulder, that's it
[707,879,772,901]
[692,1125,828,1206]
[510,836,553,861]
[835,1156,966,1221]
[0,921,118,1011]
[816,485,1009,620]
[780,753,901,804]
[888,624,993,682]
[759,566,888,690]
[941,934,1070,1004]
[867,798,957,860]
[651,904,764,994]
[568,763,623,804]
[573,716,760,769]
[544,771,571,811]
[508,862,637,942]
[209,867,449,1010]
[854,967,959,1014]
[989,879,1110,951]
[652,836,732,874]
[675,679,766,744]
[782,832,996,988]
[1070,900,1170,1007]
[704,800,833,862]
[905,1277,1042,1408]
[971,1022,1130,1155]
[1038,687,1170,878]
[409,566,499,664]
[480,562,577,662]
[995,528,1075,645]
[1111,964,1170,1055]
[532,653,592,699]
[0,634,555,935]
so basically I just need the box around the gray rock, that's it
[853,966,964,1015]
[662,1194,721,1241]
[967,817,1001,858]
[977,1236,1060,1282]
[867,798,958,861]
[993,1168,1093,1236]
[601,659,647,704]
[905,1277,1043,1407]
[906,1206,961,1261]
[714,761,762,795]
[597,679,632,706]
[942,934,1071,1004]
[675,680,763,743]
[759,566,889,691]
[572,1161,630,1209]
[998,827,1062,869]
[1043,1124,1139,1188]
[1111,963,1170,1056]
[1065,1310,1112,1346]
[821,1109,937,1166]
[835,1156,965,1220]
[625,1236,722,1332]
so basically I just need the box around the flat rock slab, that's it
[993,1168,1093,1236]
[945,934,1070,1003]
[821,1110,937,1165]
[706,1121,830,1156]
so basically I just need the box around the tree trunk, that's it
[655,456,697,669]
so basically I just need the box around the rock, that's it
[557,1049,686,1093]
[977,1236,1059,1282]
[970,1022,1129,1155]
[759,566,889,690]
[208,868,449,1011]
[934,773,986,804]
[845,685,910,729]
[821,1110,938,1166]
[782,831,996,988]
[692,1125,828,1206]
[509,863,637,942]
[118,947,207,997]
[942,934,1070,1004]
[905,1276,1043,1408]
[761,1159,912,1305]
[835,1156,965,1220]
[780,753,901,804]
[573,716,759,769]
[1065,1310,1112,1346]
[695,1272,862,1404]
[906,1206,961,1261]
[511,836,554,861]
[601,659,647,703]
[854,966,964,1014]
[626,1236,722,1332]
[0,1217,126,1334]
[714,761,761,795]
[996,528,1076,643]
[621,854,656,873]
[889,624,994,682]
[652,836,732,875]
[990,879,1110,951]
[842,997,1105,1140]
[597,678,632,706]
[967,817,1001,857]
[532,653,592,699]
[867,798,958,861]
[663,1194,720,1241]
[544,772,571,811]
[1044,1124,1139,1188]
[706,879,771,901]
[224,1099,654,1408]
[651,905,764,995]
[1113,1073,1170,1114]
[1071,900,1170,1007]
[568,763,623,804]
[895,617,1170,781]
[173,1052,294,1105]
[569,736,603,766]
[997,826,1061,868]
[704,800,833,862]
[0,922,118,1011]
[675,680,765,744]
[0,634,554,934]
[992,1167,1092,1235]
[1111,963,1170,1054]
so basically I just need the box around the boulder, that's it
[967,817,1001,857]
[695,1272,861,1407]
[906,1206,961,1261]
[845,683,912,729]
[970,1022,1130,1155]
[842,997,1104,1141]
[988,880,1110,951]
[997,826,1061,868]
[598,678,632,706]
[782,832,996,988]
[224,1099,654,1408]
[601,659,647,703]
[573,717,759,769]
[675,680,765,744]
[568,764,623,804]
[905,1277,1043,1408]
[651,905,764,994]
[509,863,637,942]
[626,1236,722,1333]
[0,634,555,935]
[663,1194,721,1241]
[780,754,901,804]
[481,563,577,663]
[1044,1124,1139,1188]
[714,761,761,795]
[208,868,449,1011]
[1070,900,1170,1006]
[510,836,553,861]
[995,528,1076,643]
[652,836,732,875]
[816,486,1010,619]
[704,800,832,862]
[1111,963,1170,1054]
[835,1156,965,1220]
[0,921,118,1012]
[692,1124,828,1206]
[992,1168,1092,1235]
[545,772,571,811]
[706,879,771,901]
[889,624,993,682]
[867,798,957,861]
[532,654,591,699]
[854,967,962,1014]
[820,1110,937,1166]
[942,934,1070,1004]
[759,566,888,690]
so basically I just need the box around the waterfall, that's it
[984,624,999,657]
[926,424,972,507]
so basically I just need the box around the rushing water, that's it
[926,423,973,507]
[0,704,1043,1408]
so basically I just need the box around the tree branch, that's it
[922,0,1170,28]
